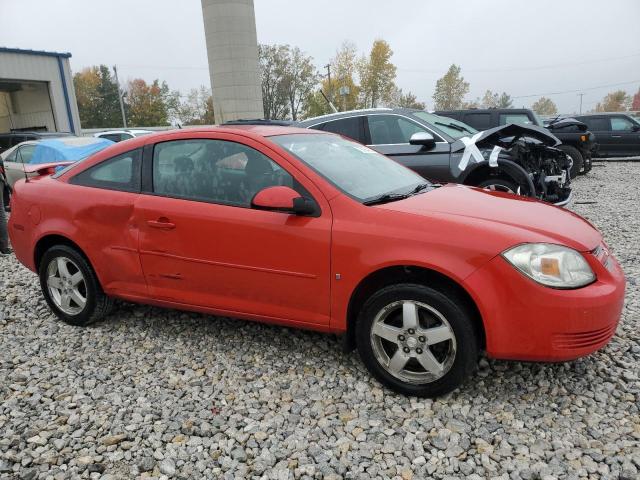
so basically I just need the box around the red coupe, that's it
[8,126,625,396]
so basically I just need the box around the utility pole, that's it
[577,93,585,114]
[113,65,127,128]
[324,64,333,103]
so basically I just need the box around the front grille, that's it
[552,324,617,350]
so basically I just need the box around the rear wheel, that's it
[355,284,478,397]
[558,145,583,179]
[39,245,113,326]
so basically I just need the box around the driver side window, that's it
[152,139,293,207]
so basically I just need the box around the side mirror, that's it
[251,186,315,215]
[409,131,436,149]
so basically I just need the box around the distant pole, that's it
[325,64,333,103]
[577,93,584,114]
[113,65,127,128]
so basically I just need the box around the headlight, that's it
[502,243,595,289]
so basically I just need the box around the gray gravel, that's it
[1,161,639,480]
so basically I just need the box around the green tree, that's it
[125,79,172,126]
[174,86,215,125]
[497,92,513,108]
[531,96,558,116]
[433,64,469,110]
[258,44,290,119]
[632,87,640,111]
[388,87,425,109]
[595,90,631,112]
[479,90,512,109]
[359,39,397,108]
[282,47,318,121]
[73,65,122,128]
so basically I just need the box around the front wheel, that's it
[476,177,520,195]
[355,284,478,397]
[39,245,113,326]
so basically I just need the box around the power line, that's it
[397,52,640,74]
[512,79,640,99]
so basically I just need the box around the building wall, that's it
[201,0,264,122]
[0,50,81,134]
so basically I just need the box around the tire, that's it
[355,283,478,397]
[2,184,9,213]
[558,145,583,179]
[581,155,593,174]
[38,245,113,326]
[475,177,520,195]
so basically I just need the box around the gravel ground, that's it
[1,161,638,480]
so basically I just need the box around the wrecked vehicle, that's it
[296,108,572,206]
[436,108,595,177]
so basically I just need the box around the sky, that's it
[1,0,639,114]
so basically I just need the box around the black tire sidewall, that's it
[476,177,519,195]
[558,145,583,179]
[355,284,478,397]
[39,245,100,326]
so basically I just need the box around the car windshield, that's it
[271,133,430,203]
[411,112,477,139]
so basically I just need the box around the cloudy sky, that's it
[1,0,639,113]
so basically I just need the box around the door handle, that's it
[611,135,622,138]
[147,218,175,230]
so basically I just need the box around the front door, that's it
[365,114,453,181]
[609,115,640,156]
[136,135,332,327]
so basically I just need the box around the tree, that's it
[258,44,290,120]
[595,90,631,112]
[329,41,361,112]
[531,97,558,116]
[359,39,397,108]
[126,79,172,126]
[388,87,425,109]
[282,47,318,121]
[479,90,513,108]
[174,86,215,125]
[632,87,640,111]
[433,64,469,110]
[73,65,122,128]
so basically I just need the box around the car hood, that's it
[546,117,589,132]
[376,184,601,252]
[451,123,561,151]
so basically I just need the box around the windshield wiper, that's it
[364,183,432,206]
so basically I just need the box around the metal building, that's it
[201,0,264,122]
[0,47,81,134]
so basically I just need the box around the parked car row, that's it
[7,125,625,397]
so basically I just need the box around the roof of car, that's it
[96,129,153,135]
[573,112,635,117]
[298,108,408,124]
[0,131,72,137]
[192,125,325,137]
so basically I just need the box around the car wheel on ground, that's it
[558,145,583,179]
[475,177,520,195]
[38,245,113,326]
[355,283,478,397]
[581,155,593,174]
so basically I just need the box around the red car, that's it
[8,126,625,397]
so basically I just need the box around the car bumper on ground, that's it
[553,189,573,208]
[465,247,625,362]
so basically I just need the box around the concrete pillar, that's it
[201,0,264,123]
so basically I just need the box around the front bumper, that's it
[553,189,573,208]
[464,247,625,362]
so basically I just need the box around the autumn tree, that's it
[480,90,513,108]
[433,64,469,110]
[359,39,397,108]
[73,65,122,128]
[595,90,631,112]
[531,97,558,116]
[388,87,425,109]
[126,79,173,126]
[632,87,640,111]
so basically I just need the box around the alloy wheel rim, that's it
[46,257,87,315]
[370,300,457,384]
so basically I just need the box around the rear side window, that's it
[580,117,610,131]
[316,117,363,143]
[499,113,534,126]
[17,145,36,164]
[611,116,635,131]
[462,113,492,130]
[71,149,142,192]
